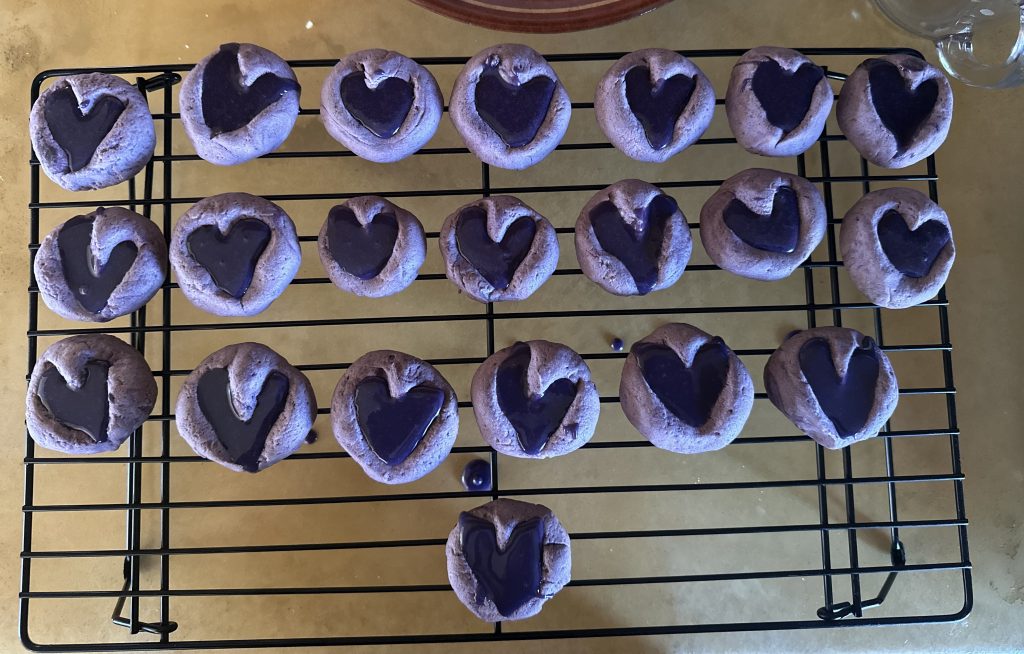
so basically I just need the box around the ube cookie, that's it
[764,327,898,449]
[471,340,600,459]
[170,193,300,316]
[30,73,155,191]
[34,207,168,322]
[837,55,953,169]
[446,498,571,622]
[575,179,691,296]
[726,47,833,157]
[840,188,954,309]
[620,324,753,453]
[320,49,442,163]
[331,350,458,485]
[595,49,716,163]
[26,334,156,455]
[699,168,827,281]
[175,342,316,472]
[439,195,558,303]
[450,44,571,170]
[180,43,301,166]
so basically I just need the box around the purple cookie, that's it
[575,179,691,296]
[439,195,558,303]
[34,207,168,322]
[840,188,955,309]
[446,498,571,622]
[175,342,316,473]
[764,327,898,449]
[170,193,300,317]
[331,350,458,485]
[30,73,155,191]
[26,334,156,455]
[837,55,953,169]
[595,49,716,163]
[180,43,301,166]
[471,340,600,459]
[320,49,443,163]
[450,44,571,170]
[699,168,827,281]
[726,47,833,157]
[620,323,753,454]
[317,196,426,298]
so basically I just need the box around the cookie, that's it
[575,179,691,296]
[320,49,443,163]
[837,55,953,169]
[840,187,955,309]
[620,323,753,453]
[699,168,827,281]
[170,193,300,317]
[439,195,558,303]
[450,44,571,170]
[331,350,458,485]
[595,49,716,162]
[175,342,316,472]
[180,43,301,166]
[764,327,899,449]
[29,73,155,191]
[725,47,833,157]
[446,498,571,622]
[26,334,156,455]
[471,340,600,459]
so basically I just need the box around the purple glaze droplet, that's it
[461,459,492,492]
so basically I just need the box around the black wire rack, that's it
[21,47,971,651]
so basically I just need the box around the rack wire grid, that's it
[21,47,971,651]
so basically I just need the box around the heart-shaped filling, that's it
[186,218,272,299]
[495,343,578,456]
[590,194,679,295]
[722,186,801,254]
[633,338,731,427]
[325,206,399,280]
[459,512,545,616]
[37,360,111,442]
[339,73,415,139]
[354,376,445,466]
[201,43,301,137]
[876,210,950,278]
[474,64,556,148]
[799,337,880,438]
[454,206,537,291]
[43,85,126,173]
[751,59,825,134]
[58,215,139,313]
[867,59,939,151]
[624,66,696,150]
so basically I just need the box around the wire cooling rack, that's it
[22,47,971,651]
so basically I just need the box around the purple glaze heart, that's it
[58,216,139,313]
[354,376,444,466]
[37,361,111,443]
[799,337,880,438]
[867,59,939,151]
[624,66,696,150]
[201,43,300,137]
[751,59,825,133]
[454,206,537,291]
[590,194,679,295]
[633,338,731,427]
[495,343,577,455]
[339,73,414,139]
[722,186,801,254]
[876,210,950,278]
[325,206,399,280]
[43,85,125,172]
[186,218,272,299]
[459,512,544,617]
[474,65,556,148]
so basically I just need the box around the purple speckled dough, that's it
[170,193,300,317]
[439,195,558,303]
[837,55,953,169]
[180,43,300,166]
[449,44,571,170]
[471,340,600,459]
[34,207,168,322]
[331,350,458,484]
[726,47,833,157]
[446,498,571,622]
[620,323,753,453]
[317,196,426,298]
[29,73,155,191]
[764,327,898,449]
[26,334,156,455]
[699,168,826,281]
[840,187,955,309]
[595,49,716,163]
[575,179,691,296]
[175,342,316,472]
[320,49,442,163]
